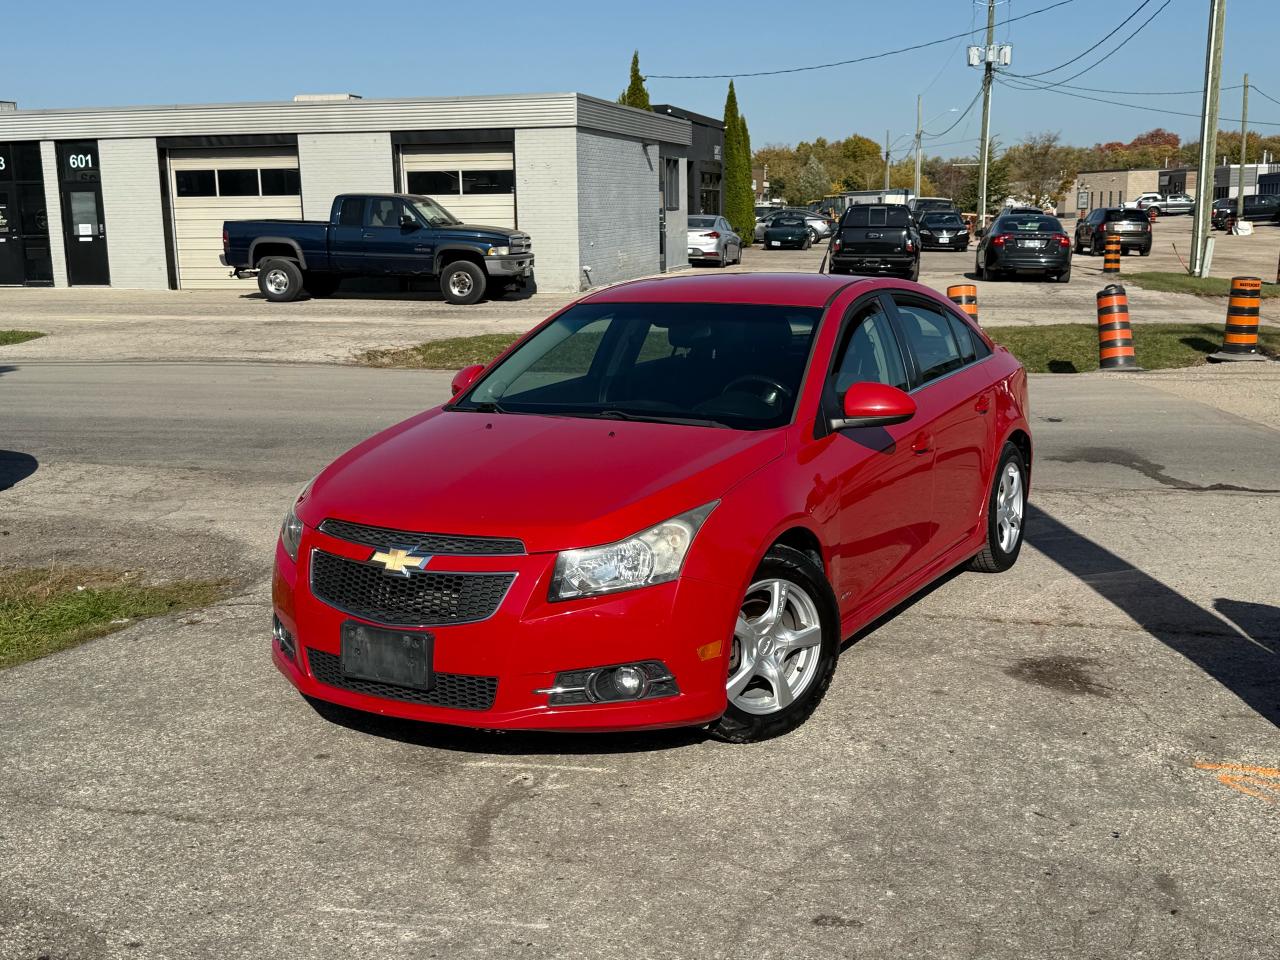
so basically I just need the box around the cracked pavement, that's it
[0,361,1278,960]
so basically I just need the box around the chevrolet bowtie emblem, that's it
[369,547,431,576]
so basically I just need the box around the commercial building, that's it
[651,105,723,216]
[0,92,692,292]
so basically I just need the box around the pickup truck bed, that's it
[221,194,534,305]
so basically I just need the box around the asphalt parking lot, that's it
[2,354,1278,959]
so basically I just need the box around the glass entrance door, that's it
[58,140,110,286]
[0,187,22,285]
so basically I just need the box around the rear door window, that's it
[337,198,365,226]
[891,298,965,385]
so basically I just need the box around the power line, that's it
[1022,80,1242,97]
[1008,0,1153,78]
[645,0,1077,79]
[1251,84,1280,110]
[923,89,984,139]
[1006,0,1172,91]
[997,75,1280,127]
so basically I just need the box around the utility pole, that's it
[1190,0,1226,276]
[884,129,891,192]
[914,95,923,199]
[1236,73,1249,222]
[976,0,997,229]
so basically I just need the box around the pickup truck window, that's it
[367,198,405,228]
[407,195,460,227]
[338,197,365,226]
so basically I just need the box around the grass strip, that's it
[1124,272,1280,299]
[984,322,1279,373]
[0,566,227,669]
[0,330,45,346]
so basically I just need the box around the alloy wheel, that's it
[265,269,290,295]
[449,271,474,298]
[995,461,1024,553]
[728,578,824,715]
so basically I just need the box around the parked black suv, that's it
[1211,194,1280,230]
[975,212,1072,282]
[827,204,920,280]
[1074,208,1152,256]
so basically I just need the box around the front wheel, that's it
[709,544,840,743]
[970,442,1028,573]
[440,260,486,305]
[258,258,303,303]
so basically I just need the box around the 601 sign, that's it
[68,153,94,169]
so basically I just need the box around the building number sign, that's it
[68,153,94,169]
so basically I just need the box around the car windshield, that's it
[689,217,717,229]
[922,213,964,228]
[455,302,822,430]
[407,195,460,227]
[915,200,952,211]
[996,215,1063,232]
[1105,209,1150,222]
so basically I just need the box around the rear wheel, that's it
[1057,264,1072,283]
[907,258,920,282]
[709,544,839,743]
[257,258,303,303]
[440,260,486,305]
[970,442,1027,573]
[1140,246,1151,257]
[975,255,986,281]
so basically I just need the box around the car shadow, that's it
[0,450,38,492]
[1026,503,1279,729]
[238,276,537,304]
[1047,360,1079,374]
[305,696,708,755]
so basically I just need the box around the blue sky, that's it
[7,0,1276,159]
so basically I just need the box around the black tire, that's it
[1140,246,1151,257]
[257,258,303,303]
[1057,264,1071,283]
[907,258,920,282]
[303,272,338,298]
[803,235,812,250]
[1074,235,1085,254]
[708,544,840,744]
[440,260,486,305]
[970,442,1027,573]
[975,256,986,281]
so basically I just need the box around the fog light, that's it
[538,660,678,706]
[272,614,296,661]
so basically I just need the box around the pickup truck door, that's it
[362,197,434,276]
[329,196,368,272]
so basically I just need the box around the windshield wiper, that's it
[587,409,732,429]
[464,399,509,414]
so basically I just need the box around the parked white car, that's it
[687,215,742,267]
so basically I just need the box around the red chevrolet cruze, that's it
[272,273,1030,741]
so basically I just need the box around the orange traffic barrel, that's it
[1096,284,1142,371]
[947,284,979,324]
[1209,276,1266,362]
[1103,235,1121,274]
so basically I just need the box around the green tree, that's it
[791,155,830,204]
[1004,132,1076,208]
[954,140,1011,215]
[617,51,651,110]
[722,82,754,243]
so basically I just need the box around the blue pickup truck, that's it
[221,193,534,305]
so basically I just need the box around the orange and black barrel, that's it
[947,284,979,324]
[1103,235,1121,274]
[1096,284,1142,371]
[1209,276,1266,362]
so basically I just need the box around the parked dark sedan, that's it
[1074,208,1152,255]
[975,213,1072,282]
[763,215,814,250]
[917,211,970,251]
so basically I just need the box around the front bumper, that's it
[919,234,969,250]
[763,235,807,248]
[485,254,535,278]
[272,532,734,732]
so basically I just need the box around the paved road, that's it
[2,362,1278,960]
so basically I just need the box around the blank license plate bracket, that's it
[340,622,434,690]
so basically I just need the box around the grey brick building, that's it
[0,92,691,293]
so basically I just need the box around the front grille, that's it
[509,233,532,254]
[306,648,497,711]
[310,550,514,627]
[319,518,525,556]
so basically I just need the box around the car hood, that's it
[432,223,521,243]
[301,408,786,553]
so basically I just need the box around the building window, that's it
[217,169,259,197]
[175,170,216,197]
[663,158,680,210]
[260,168,301,196]
[461,170,514,194]
[407,170,461,195]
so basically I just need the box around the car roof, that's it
[582,272,867,308]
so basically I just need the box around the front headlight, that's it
[549,502,718,601]
[486,246,510,256]
[280,506,304,562]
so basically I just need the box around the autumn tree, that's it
[1004,132,1077,208]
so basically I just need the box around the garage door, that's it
[168,148,301,288]
[400,145,515,228]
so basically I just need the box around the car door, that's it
[815,294,937,613]
[887,293,995,557]
[361,197,430,275]
[719,218,737,259]
[328,196,367,273]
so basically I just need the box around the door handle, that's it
[362,233,375,239]
[911,433,933,456]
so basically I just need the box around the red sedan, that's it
[272,274,1030,742]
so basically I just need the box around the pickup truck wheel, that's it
[441,260,486,305]
[258,259,303,303]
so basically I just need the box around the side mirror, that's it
[831,382,916,430]
[400,214,419,230]
[451,363,485,396]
